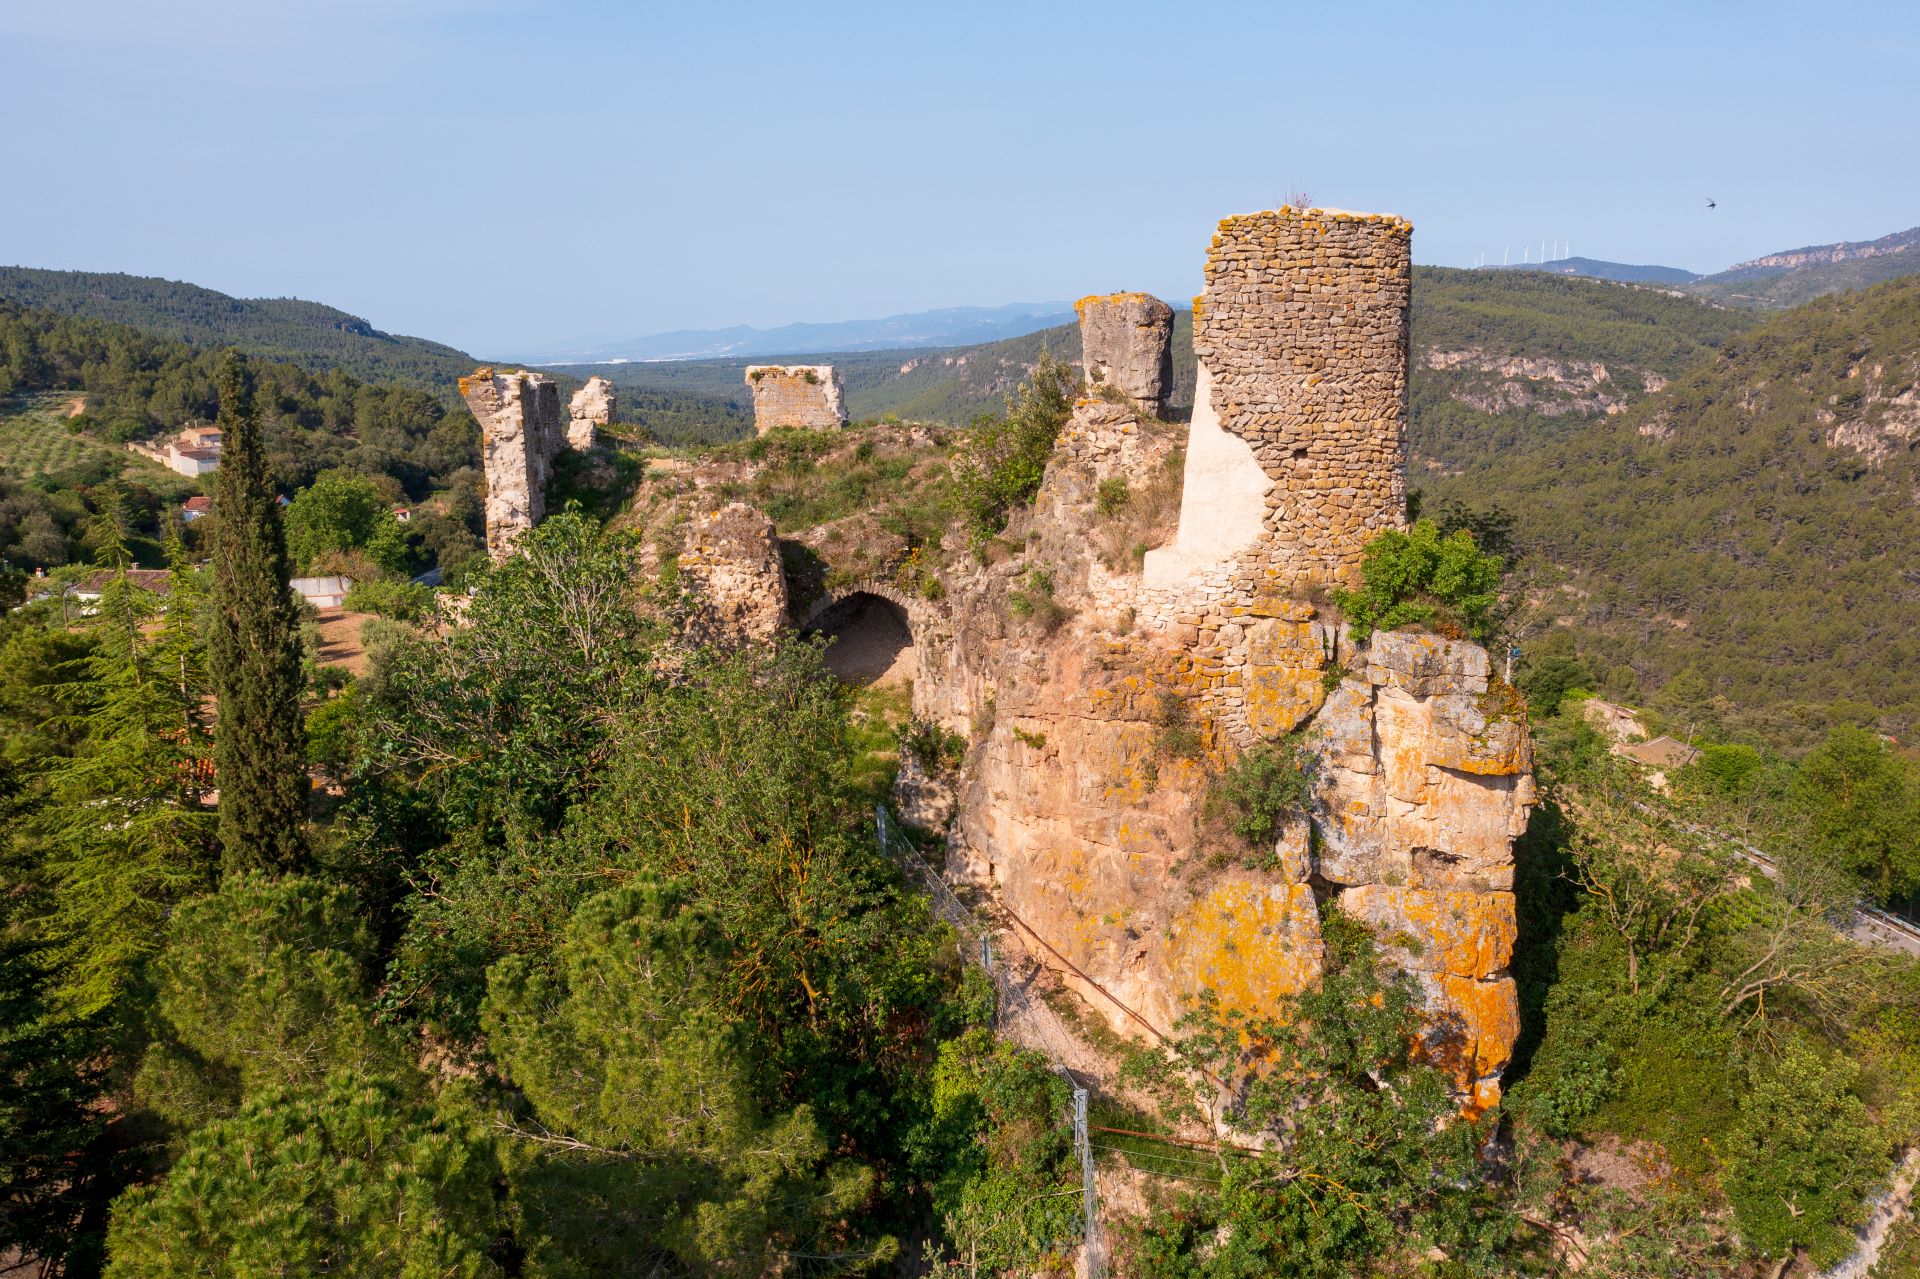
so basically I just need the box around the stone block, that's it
[745,365,846,433]
[1076,292,1174,416]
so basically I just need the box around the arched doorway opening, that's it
[803,592,914,686]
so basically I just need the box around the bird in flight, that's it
[1705,197,1717,209]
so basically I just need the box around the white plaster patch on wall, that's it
[1142,363,1272,589]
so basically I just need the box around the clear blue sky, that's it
[4,0,1915,357]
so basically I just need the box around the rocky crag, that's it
[913,209,1533,1111]
[567,375,616,450]
[1076,292,1174,418]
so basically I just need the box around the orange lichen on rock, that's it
[1341,885,1517,980]
[1167,879,1323,1023]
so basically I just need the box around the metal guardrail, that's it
[875,807,1107,1278]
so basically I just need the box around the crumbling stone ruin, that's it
[745,365,846,433]
[1146,208,1412,598]
[1076,292,1174,417]
[902,208,1531,1113]
[675,503,789,645]
[459,368,563,559]
[567,375,616,450]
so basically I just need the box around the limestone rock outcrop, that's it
[460,368,563,559]
[1077,292,1174,417]
[919,207,1533,1113]
[567,376,616,449]
[677,503,788,645]
[745,365,846,433]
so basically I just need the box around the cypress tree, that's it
[208,351,309,872]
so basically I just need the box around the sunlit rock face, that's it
[927,208,1532,1112]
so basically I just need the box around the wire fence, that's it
[874,806,1107,1278]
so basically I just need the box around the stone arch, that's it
[797,580,931,687]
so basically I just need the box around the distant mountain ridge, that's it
[1479,225,1920,310]
[526,302,1079,364]
[1487,257,1700,286]
[1719,225,1920,278]
[0,267,480,388]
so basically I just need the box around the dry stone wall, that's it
[567,375,615,449]
[1077,292,1174,416]
[745,365,846,433]
[459,368,563,559]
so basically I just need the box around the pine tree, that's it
[207,351,309,873]
[35,510,217,1016]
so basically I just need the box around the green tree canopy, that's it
[136,873,403,1130]
[483,881,880,1276]
[283,466,386,571]
[1333,518,1505,642]
[1793,725,1920,903]
[208,351,309,874]
[104,1073,501,1279]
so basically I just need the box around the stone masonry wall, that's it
[745,365,847,433]
[460,368,563,559]
[1195,207,1411,591]
[1077,292,1174,416]
[567,375,616,450]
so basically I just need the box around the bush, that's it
[1094,476,1129,518]
[341,576,432,621]
[1007,566,1067,634]
[955,355,1078,544]
[1150,692,1202,761]
[1210,738,1315,849]
[901,716,966,772]
[1332,518,1504,642]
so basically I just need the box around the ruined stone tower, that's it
[567,375,616,450]
[459,368,563,558]
[1146,207,1412,598]
[1076,292,1174,417]
[745,365,847,433]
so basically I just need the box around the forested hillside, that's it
[0,268,481,388]
[0,301,486,577]
[1426,272,1920,741]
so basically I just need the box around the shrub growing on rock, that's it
[1332,518,1503,642]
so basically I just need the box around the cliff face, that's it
[913,210,1535,1111]
[922,400,1531,1110]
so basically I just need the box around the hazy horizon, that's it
[5,0,1916,355]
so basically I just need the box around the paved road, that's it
[1669,810,1920,958]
